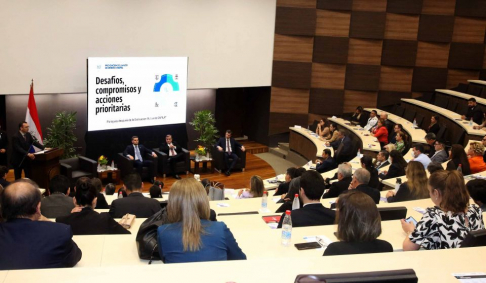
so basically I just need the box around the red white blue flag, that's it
[25,81,43,152]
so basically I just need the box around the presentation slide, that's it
[87,57,188,131]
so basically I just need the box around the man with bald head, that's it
[0,180,82,270]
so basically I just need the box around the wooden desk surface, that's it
[468,79,486,86]
[329,117,381,152]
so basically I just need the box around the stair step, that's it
[278,142,290,151]
[269,147,287,159]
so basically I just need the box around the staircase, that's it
[268,142,308,166]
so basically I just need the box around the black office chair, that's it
[393,106,405,117]
[450,128,465,145]
[460,229,486,248]
[378,207,407,221]
[436,124,447,141]
[414,113,424,129]
[403,110,416,123]
[456,102,468,116]
[467,84,483,97]
[455,83,468,93]
[435,96,449,109]
[295,269,418,283]
[447,101,458,112]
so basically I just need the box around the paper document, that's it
[217,203,230,207]
[303,235,333,249]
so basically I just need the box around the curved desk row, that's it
[401,98,484,145]
[329,117,381,157]
[288,127,331,162]
[435,89,486,108]
[468,79,486,86]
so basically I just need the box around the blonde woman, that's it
[157,178,246,263]
[384,143,396,153]
[237,175,264,198]
[386,161,429,202]
[468,142,486,174]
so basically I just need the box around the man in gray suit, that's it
[430,140,448,163]
[41,175,74,218]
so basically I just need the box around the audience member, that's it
[56,178,130,235]
[105,183,116,195]
[322,163,352,199]
[401,170,484,250]
[0,180,82,269]
[372,118,388,147]
[40,175,74,218]
[117,186,128,198]
[468,142,486,174]
[215,130,246,176]
[349,168,380,204]
[123,136,157,183]
[316,149,337,173]
[379,112,393,133]
[350,106,367,127]
[428,115,440,135]
[446,144,471,175]
[0,126,7,167]
[157,178,246,263]
[473,113,486,131]
[327,129,353,164]
[388,124,403,144]
[384,143,396,153]
[91,177,109,209]
[315,119,327,138]
[274,167,298,196]
[322,123,339,143]
[360,156,379,190]
[395,131,407,154]
[364,110,378,131]
[427,162,444,174]
[424,133,437,157]
[375,151,390,170]
[109,174,161,218]
[461,97,483,125]
[237,175,264,199]
[466,179,486,211]
[324,190,393,256]
[411,144,431,169]
[386,161,429,203]
[276,177,302,213]
[0,166,9,188]
[482,136,486,163]
[149,180,164,198]
[277,171,335,228]
[378,150,407,180]
[430,140,448,163]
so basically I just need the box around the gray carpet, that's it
[255,152,299,175]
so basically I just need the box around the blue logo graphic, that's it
[154,74,179,92]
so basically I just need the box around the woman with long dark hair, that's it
[378,150,407,180]
[360,155,379,189]
[446,144,471,175]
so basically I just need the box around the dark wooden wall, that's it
[269,0,486,137]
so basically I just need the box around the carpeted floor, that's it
[255,152,299,175]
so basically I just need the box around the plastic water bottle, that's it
[457,164,462,175]
[281,210,292,246]
[97,163,101,172]
[470,118,473,126]
[413,119,417,128]
[357,148,361,159]
[394,178,402,194]
[118,191,124,199]
[111,160,114,169]
[292,194,300,210]
[261,191,268,209]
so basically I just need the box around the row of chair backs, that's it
[295,269,418,283]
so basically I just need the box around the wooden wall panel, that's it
[309,89,345,115]
[387,0,423,15]
[421,0,456,15]
[272,61,312,89]
[317,0,352,11]
[384,13,419,40]
[345,64,381,91]
[313,36,349,64]
[377,91,412,107]
[379,66,414,92]
[484,46,486,68]
[448,42,485,70]
[277,0,316,8]
[381,39,418,67]
[270,87,310,114]
[343,90,378,112]
[308,113,326,125]
[273,34,314,62]
[415,42,450,68]
[417,15,455,43]
[412,67,448,91]
[349,11,387,39]
[348,39,383,65]
[275,7,317,36]
[316,10,351,37]
[446,69,480,89]
[455,0,486,18]
[352,0,387,12]
[452,17,486,44]
[269,113,309,135]
[311,63,346,89]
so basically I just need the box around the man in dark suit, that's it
[0,125,8,167]
[316,149,337,173]
[424,133,437,157]
[40,175,74,218]
[159,134,184,180]
[109,174,161,218]
[0,166,10,188]
[274,167,298,196]
[11,121,45,180]
[461,97,483,125]
[215,130,246,176]
[326,129,353,164]
[277,171,335,228]
[0,180,82,270]
[349,168,380,204]
[123,136,157,184]
[322,163,352,199]
[375,150,390,170]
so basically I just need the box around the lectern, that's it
[30,148,64,191]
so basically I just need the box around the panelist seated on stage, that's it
[277,171,335,228]
[326,129,353,164]
[159,134,184,180]
[324,190,393,256]
[123,136,157,183]
[461,97,483,125]
[11,121,48,180]
[349,168,380,204]
[316,149,337,173]
[157,178,246,263]
[401,170,485,250]
[322,163,352,199]
[215,130,246,176]
[40,175,74,218]
[0,180,82,270]
[56,177,130,235]
[109,174,161,218]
